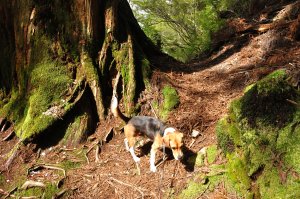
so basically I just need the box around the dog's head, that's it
[163,131,184,160]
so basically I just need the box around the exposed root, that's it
[28,164,66,178]
[21,180,46,189]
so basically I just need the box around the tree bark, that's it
[0,0,166,146]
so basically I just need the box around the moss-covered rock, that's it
[216,69,300,198]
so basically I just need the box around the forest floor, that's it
[1,1,300,198]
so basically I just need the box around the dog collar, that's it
[163,127,176,137]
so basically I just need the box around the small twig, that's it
[95,145,100,163]
[19,196,38,199]
[36,148,41,159]
[2,130,15,141]
[84,152,90,164]
[189,139,196,148]
[286,99,298,106]
[156,155,168,169]
[1,121,8,132]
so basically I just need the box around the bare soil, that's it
[1,2,300,198]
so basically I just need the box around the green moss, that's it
[226,153,251,194]
[207,145,218,164]
[179,170,223,199]
[160,85,179,120]
[216,118,235,154]
[180,181,209,199]
[63,114,89,145]
[15,183,59,198]
[60,159,81,171]
[141,58,151,86]
[0,173,4,187]
[0,89,27,123]
[16,61,72,139]
[239,69,295,128]
[257,166,300,199]
[216,69,300,198]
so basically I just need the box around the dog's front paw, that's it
[133,156,140,162]
[150,165,157,172]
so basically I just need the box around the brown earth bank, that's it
[1,1,300,198]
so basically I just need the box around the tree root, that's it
[21,180,46,189]
[27,164,66,177]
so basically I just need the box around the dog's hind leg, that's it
[124,124,140,162]
[128,137,140,162]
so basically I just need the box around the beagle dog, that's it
[111,95,184,172]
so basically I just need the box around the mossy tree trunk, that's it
[0,0,165,146]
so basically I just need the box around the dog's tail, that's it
[111,95,130,123]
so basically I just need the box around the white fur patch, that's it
[163,127,176,136]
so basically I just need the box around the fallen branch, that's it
[28,164,66,177]
[21,180,45,190]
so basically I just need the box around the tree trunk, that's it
[0,0,165,147]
